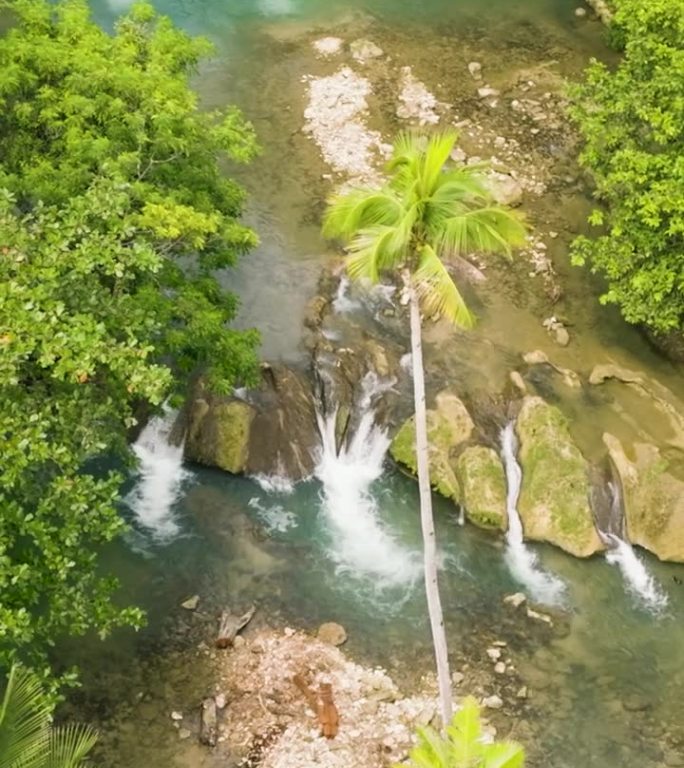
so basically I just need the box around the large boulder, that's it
[390,391,474,502]
[516,396,603,557]
[456,446,508,531]
[603,433,684,562]
[184,364,319,480]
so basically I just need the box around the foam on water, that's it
[315,373,420,587]
[252,471,297,495]
[248,497,299,533]
[126,408,189,542]
[501,422,565,604]
[332,276,362,313]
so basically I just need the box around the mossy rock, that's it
[604,433,684,562]
[516,396,603,558]
[456,446,507,531]
[390,391,473,502]
[185,397,255,474]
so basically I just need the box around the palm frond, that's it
[482,741,526,768]
[419,131,459,196]
[436,207,527,258]
[46,723,98,768]
[412,244,475,328]
[345,226,395,283]
[322,189,402,242]
[0,666,51,768]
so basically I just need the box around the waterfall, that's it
[314,373,421,587]
[602,482,668,612]
[332,276,362,313]
[500,422,565,604]
[126,407,189,541]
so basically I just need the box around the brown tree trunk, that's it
[407,277,453,729]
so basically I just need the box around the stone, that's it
[622,694,651,712]
[586,0,613,23]
[575,6,587,16]
[494,662,506,675]
[178,728,192,740]
[312,37,343,56]
[185,396,254,474]
[215,693,227,710]
[482,171,523,207]
[233,635,246,648]
[171,711,183,721]
[516,397,603,558]
[397,66,441,126]
[478,86,500,99]
[450,147,467,163]
[486,648,502,661]
[554,326,570,347]
[317,622,348,646]
[523,350,581,389]
[503,592,527,609]
[452,672,465,685]
[350,39,384,63]
[509,371,527,394]
[181,595,200,611]
[390,391,474,502]
[603,434,684,562]
[526,608,553,626]
[303,295,329,330]
[483,695,503,709]
[468,61,482,80]
[456,446,508,530]
[516,686,528,699]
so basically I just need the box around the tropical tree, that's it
[0,665,97,767]
[323,131,526,726]
[398,696,525,768]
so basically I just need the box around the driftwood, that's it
[292,673,340,739]
[216,605,256,648]
[199,697,218,747]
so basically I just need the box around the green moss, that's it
[517,397,601,557]
[456,446,507,530]
[213,401,254,473]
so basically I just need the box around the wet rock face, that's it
[516,396,603,558]
[457,446,508,531]
[604,434,684,563]
[184,365,319,481]
[390,390,474,502]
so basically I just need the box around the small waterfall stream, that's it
[314,373,421,588]
[602,482,668,612]
[500,422,565,604]
[126,408,189,541]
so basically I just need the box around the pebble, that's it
[234,635,246,648]
[215,693,227,709]
[554,326,570,347]
[178,728,192,740]
[486,648,502,661]
[516,686,528,699]
[452,672,465,685]
[468,61,482,80]
[503,592,527,609]
[317,622,348,646]
[483,695,504,709]
[478,86,500,99]
[171,711,183,721]
[575,6,587,17]
[494,662,506,675]
[180,595,200,611]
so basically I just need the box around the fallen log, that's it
[292,673,340,739]
[216,605,256,648]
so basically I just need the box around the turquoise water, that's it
[73,1,684,767]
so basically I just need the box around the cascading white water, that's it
[604,534,669,612]
[332,276,362,313]
[126,408,189,541]
[314,373,421,587]
[500,422,565,604]
[601,482,668,612]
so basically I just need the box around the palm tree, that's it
[323,131,526,727]
[0,665,98,768]
[399,696,525,768]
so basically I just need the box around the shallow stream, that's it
[80,1,684,766]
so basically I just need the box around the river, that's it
[75,1,684,767]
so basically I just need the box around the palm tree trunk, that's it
[407,277,453,729]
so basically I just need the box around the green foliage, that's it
[568,0,684,333]
[323,131,526,326]
[0,0,259,681]
[0,664,97,767]
[398,697,524,768]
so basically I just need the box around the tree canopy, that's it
[0,0,259,684]
[569,0,684,335]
